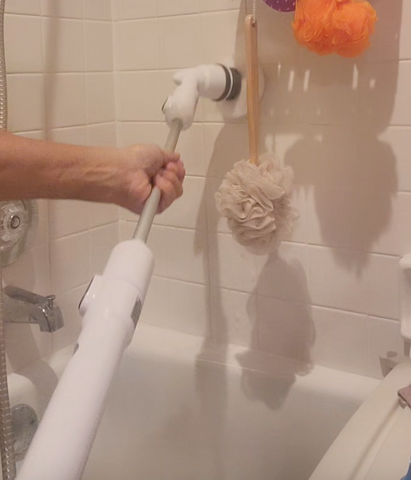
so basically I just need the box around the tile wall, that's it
[115,0,410,379]
[3,0,118,373]
[4,0,410,380]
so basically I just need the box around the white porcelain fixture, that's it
[9,323,378,480]
[309,361,411,480]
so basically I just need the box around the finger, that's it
[161,169,184,197]
[155,171,183,212]
[165,160,185,182]
[162,150,181,166]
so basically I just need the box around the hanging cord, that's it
[246,0,257,24]
[0,0,16,478]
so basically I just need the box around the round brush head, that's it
[216,57,265,121]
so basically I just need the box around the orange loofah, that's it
[292,0,377,57]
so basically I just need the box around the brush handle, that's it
[245,15,260,166]
[133,120,182,242]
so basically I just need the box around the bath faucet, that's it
[3,286,64,333]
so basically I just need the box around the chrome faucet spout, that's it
[3,286,64,333]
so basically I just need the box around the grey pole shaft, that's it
[133,120,183,243]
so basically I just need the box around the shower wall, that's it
[115,0,409,379]
[3,0,118,373]
[4,0,409,381]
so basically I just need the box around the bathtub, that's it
[9,324,379,480]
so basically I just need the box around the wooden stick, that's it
[245,14,260,165]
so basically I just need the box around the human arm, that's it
[0,130,185,213]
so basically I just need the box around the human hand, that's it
[105,144,185,214]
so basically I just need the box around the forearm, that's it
[0,130,119,203]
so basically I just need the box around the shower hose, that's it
[0,0,17,478]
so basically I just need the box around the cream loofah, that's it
[215,153,299,255]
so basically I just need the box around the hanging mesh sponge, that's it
[215,153,299,255]
[292,0,377,58]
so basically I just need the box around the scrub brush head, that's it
[215,153,299,255]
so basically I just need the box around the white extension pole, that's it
[16,122,183,480]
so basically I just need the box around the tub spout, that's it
[4,286,64,333]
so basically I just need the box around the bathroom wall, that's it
[115,0,410,379]
[3,0,119,373]
[3,0,408,381]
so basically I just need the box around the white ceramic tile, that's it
[117,0,157,20]
[209,232,258,292]
[84,0,112,20]
[5,319,52,374]
[165,176,207,230]
[146,225,168,277]
[5,15,43,73]
[49,200,89,239]
[284,125,360,187]
[257,296,314,365]
[166,227,209,284]
[117,72,168,121]
[45,74,86,128]
[87,123,117,147]
[200,11,241,65]
[367,127,411,193]
[176,124,206,176]
[365,0,411,62]
[307,186,374,251]
[41,0,83,18]
[86,73,116,124]
[15,131,46,140]
[255,243,309,303]
[31,199,49,247]
[6,0,41,15]
[299,55,359,126]
[48,126,88,145]
[3,244,51,295]
[140,276,170,327]
[119,219,136,241]
[159,15,201,69]
[50,232,90,294]
[260,64,304,125]
[42,18,85,73]
[89,223,119,275]
[168,279,210,336]
[119,207,139,223]
[368,316,404,379]
[257,1,301,63]
[289,186,307,244]
[359,60,411,128]
[88,202,118,229]
[369,193,411,256]
[85,21,114,72]
[158,0,199,16]
[7,74,45,132]
[200,0,241,12]
[119,122,205,176]
[119,122,164,148]
[204,123,249,178]
[211,287,257,347]
[311,306,369,376]
[308,246,400,320]
[206,177,231,234]
[307,188,411,257]
[53,284,87,351]
[115,19,159,71]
